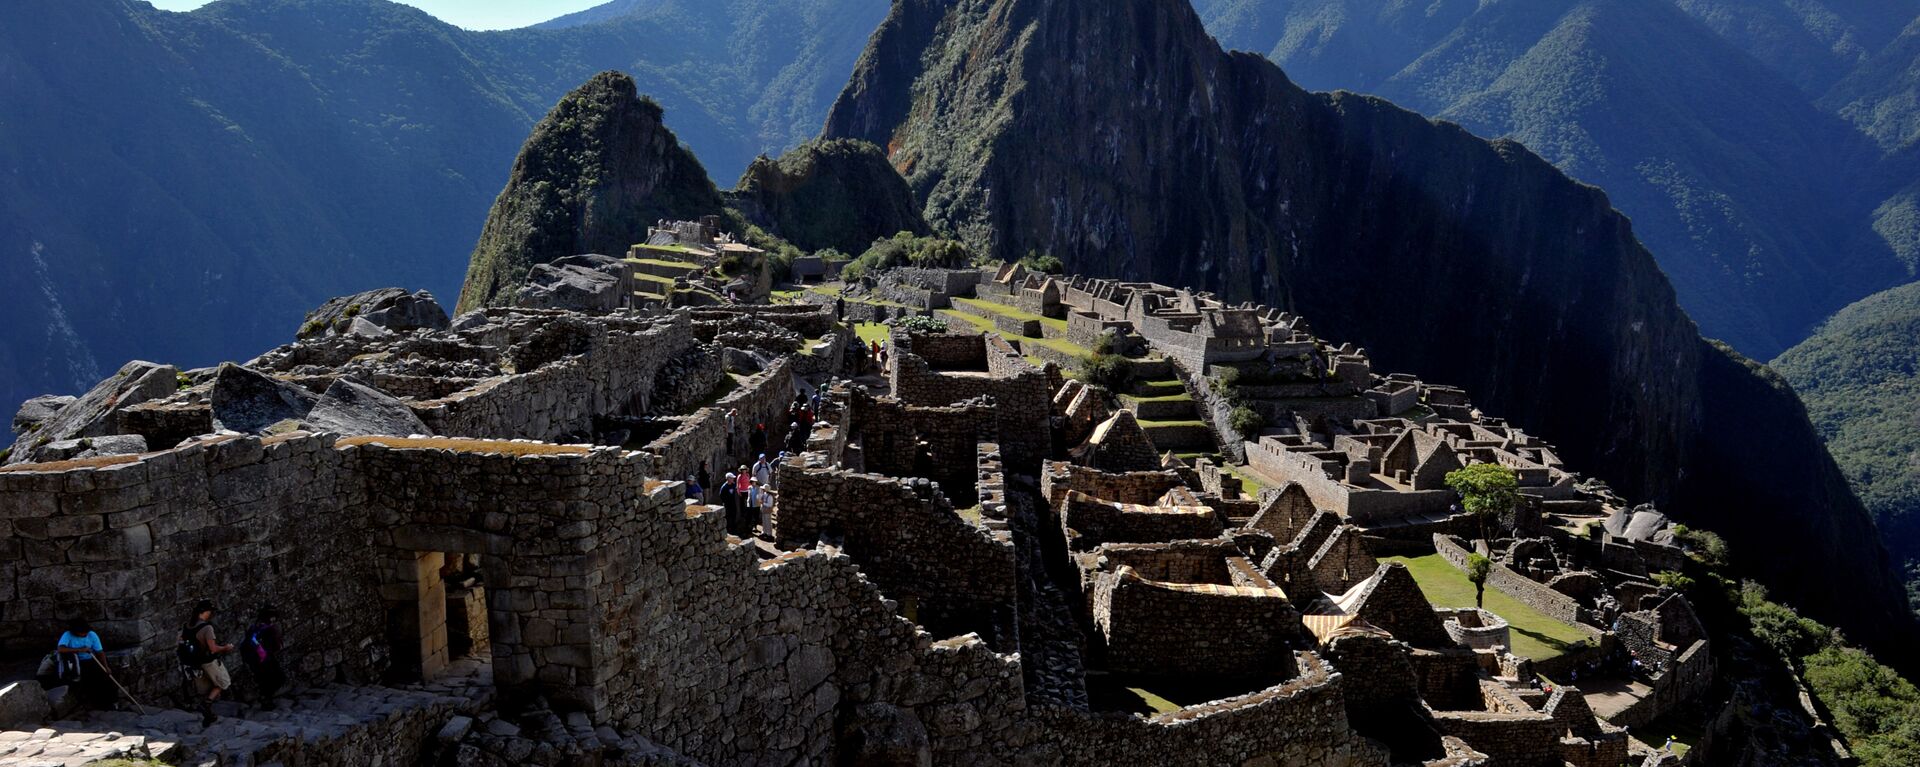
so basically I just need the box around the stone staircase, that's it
[1122,358,1216,453]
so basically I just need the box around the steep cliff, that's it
[825,0,1917,658]
[728,139,930,254]
[457,72,725,311]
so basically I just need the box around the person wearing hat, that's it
[184,600,234,725]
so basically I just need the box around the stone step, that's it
[1139,421,1216,451]
[1126,396,1198,421]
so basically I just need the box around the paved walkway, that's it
[1580,673,1653,719]
[0,657,490,767]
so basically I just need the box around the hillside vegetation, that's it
[1775,282,1920,569]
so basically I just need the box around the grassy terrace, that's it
[934,308,1093,361]
[1123,391,1195,403]
[1383,554,1594,662]
[632,244,702,257]
[951,296,1069,332]
[1136,418,1207,428]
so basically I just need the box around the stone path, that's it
[1582,674,1654,719]
[0,658,491,767]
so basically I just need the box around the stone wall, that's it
[1093,567,1300,676]
[1042,463,1185,509]
[1061,493,1224,551]
[420,314,695,441]
[890,332,1052,472]
[1034,652,1385,767]
[1439,608,1512,651]
[2,433,385,701]
[844,391,992,503]
[640,358,795,483]
[773,464,1017,648]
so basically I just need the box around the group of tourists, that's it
[715,455,779,538]
[36,602,283,727]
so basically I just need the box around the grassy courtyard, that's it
[1382,554,1595,662]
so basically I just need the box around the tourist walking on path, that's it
[240,605,285,700]
[750,422,767,456]
[753,454,772,489]
[180,600,234,726]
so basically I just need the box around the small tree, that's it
[1466,553,1492,608]
[1446,463,1520,542]
[1652,570,1696,593]
[1229,406,1266,439]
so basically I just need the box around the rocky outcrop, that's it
[515,254,634,313]
[727,138,929,254]
[305,378,430,437]
[5,360,176,465]
[209,364,319,435]
[299,288,450,341]
[457,72,726,312]
[825,0,1918,658]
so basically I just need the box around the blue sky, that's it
[146,1,609,30]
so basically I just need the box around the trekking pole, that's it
[94,657,147,715]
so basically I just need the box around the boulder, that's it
[515,254,632,313]
[0,680,49,728]
[304,378,429,437]
[4,361,178,465]
[12,394,74,434]
[298,288,449,340]
[346,316,396,339]
[27,434,149,464]
[209,364,319,434]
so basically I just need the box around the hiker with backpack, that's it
[239,605,285,700]
[178,600,233,726]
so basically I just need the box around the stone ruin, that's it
[0,267,1708,766]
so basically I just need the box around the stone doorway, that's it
[387,551,492,683]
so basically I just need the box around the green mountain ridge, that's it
[1776,282,1920,569]
[824,0,1918,663]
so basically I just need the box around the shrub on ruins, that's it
[1671,524,1731,569]
[847,231,979,280]
[1652,570,1696,593]
[1229,406,1265,438]
[892,315,948,334]
[1078,352,1134,391]
[1466,553,1492,608]
[1022,250,1064,274]
[1092,331,1118,356]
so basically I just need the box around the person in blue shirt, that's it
[51,618,115,708]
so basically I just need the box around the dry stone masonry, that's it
[0,264,1717,766]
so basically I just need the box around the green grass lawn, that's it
[635,272,678,286]
[1382,554,1595,662]
[854,322,892,345]
[632,244,700,257]
[934,307,1090,361]
[1137,418,1208,428]
[952,296,1069,332]
[1123,392,1196,404]
[1220,464,1267,499]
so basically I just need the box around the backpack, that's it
[176,621,211,667]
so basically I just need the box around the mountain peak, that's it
[456,71,723,311]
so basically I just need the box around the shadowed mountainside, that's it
[825,0,1918,661]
